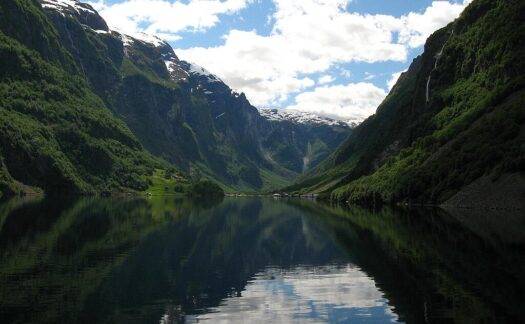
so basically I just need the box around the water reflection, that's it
[0,196,523,324]
[190,265,398,323]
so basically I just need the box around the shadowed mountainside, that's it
[285,0,525,207]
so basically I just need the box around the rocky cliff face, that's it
[38,0,351,191]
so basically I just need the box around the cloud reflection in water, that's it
[185,264,400,323]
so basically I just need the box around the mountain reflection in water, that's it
[0,196,523,323]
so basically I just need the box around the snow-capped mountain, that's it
[36,0,353,187]
[41,0,97,15]
[41,0,108,30]
[258,108,356,128]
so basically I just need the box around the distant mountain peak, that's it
[41,0,169,48]
[258,108,356,128]
[41,0,96,15]
[41,0,109,32]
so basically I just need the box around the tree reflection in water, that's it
[0,196,523,323]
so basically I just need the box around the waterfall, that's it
[426,76,432,103]
[302,142,312,174]
[426,27,455,104]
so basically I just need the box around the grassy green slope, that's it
[0,0,171,196]
[288,0,525,204]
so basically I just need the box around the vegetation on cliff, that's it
[0,0,175,196]
[287,0,525,205]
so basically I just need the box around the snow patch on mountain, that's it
[259,108,355,127]
[43,1,168,47]
[78,23,108,34]
[93,28,109,34]
[112,28,166,47]
[126,31,166,47]
[42,0,109,33]
[42,1,227,85]
[188,63,223,83]
[164,61,175,73]
[41,0,96,15]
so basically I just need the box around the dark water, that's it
[0,196,524,323]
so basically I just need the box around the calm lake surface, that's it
[0,196,524,323]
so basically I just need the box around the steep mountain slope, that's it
[258,109,352,174]
[0,0,170,196]
[38,0,350,192]
[287,0,525,206]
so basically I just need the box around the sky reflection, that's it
[185,264,401,323]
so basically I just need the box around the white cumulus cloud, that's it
[177,0,407,106]
[286,83,388,123]
[88,0,252,36]
[397,0,469,48]
[92,0,474,120]
[177,0,471,117]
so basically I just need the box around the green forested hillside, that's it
[287,0,525,205]
[0,0,169,196]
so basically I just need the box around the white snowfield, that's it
[259,108,355,127]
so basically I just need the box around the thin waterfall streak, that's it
[426,76,431,103]
[426,27,455,104]
[302,142,312,174]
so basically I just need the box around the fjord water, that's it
[0,197,523,323]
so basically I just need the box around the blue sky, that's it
[89,0,471,121]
